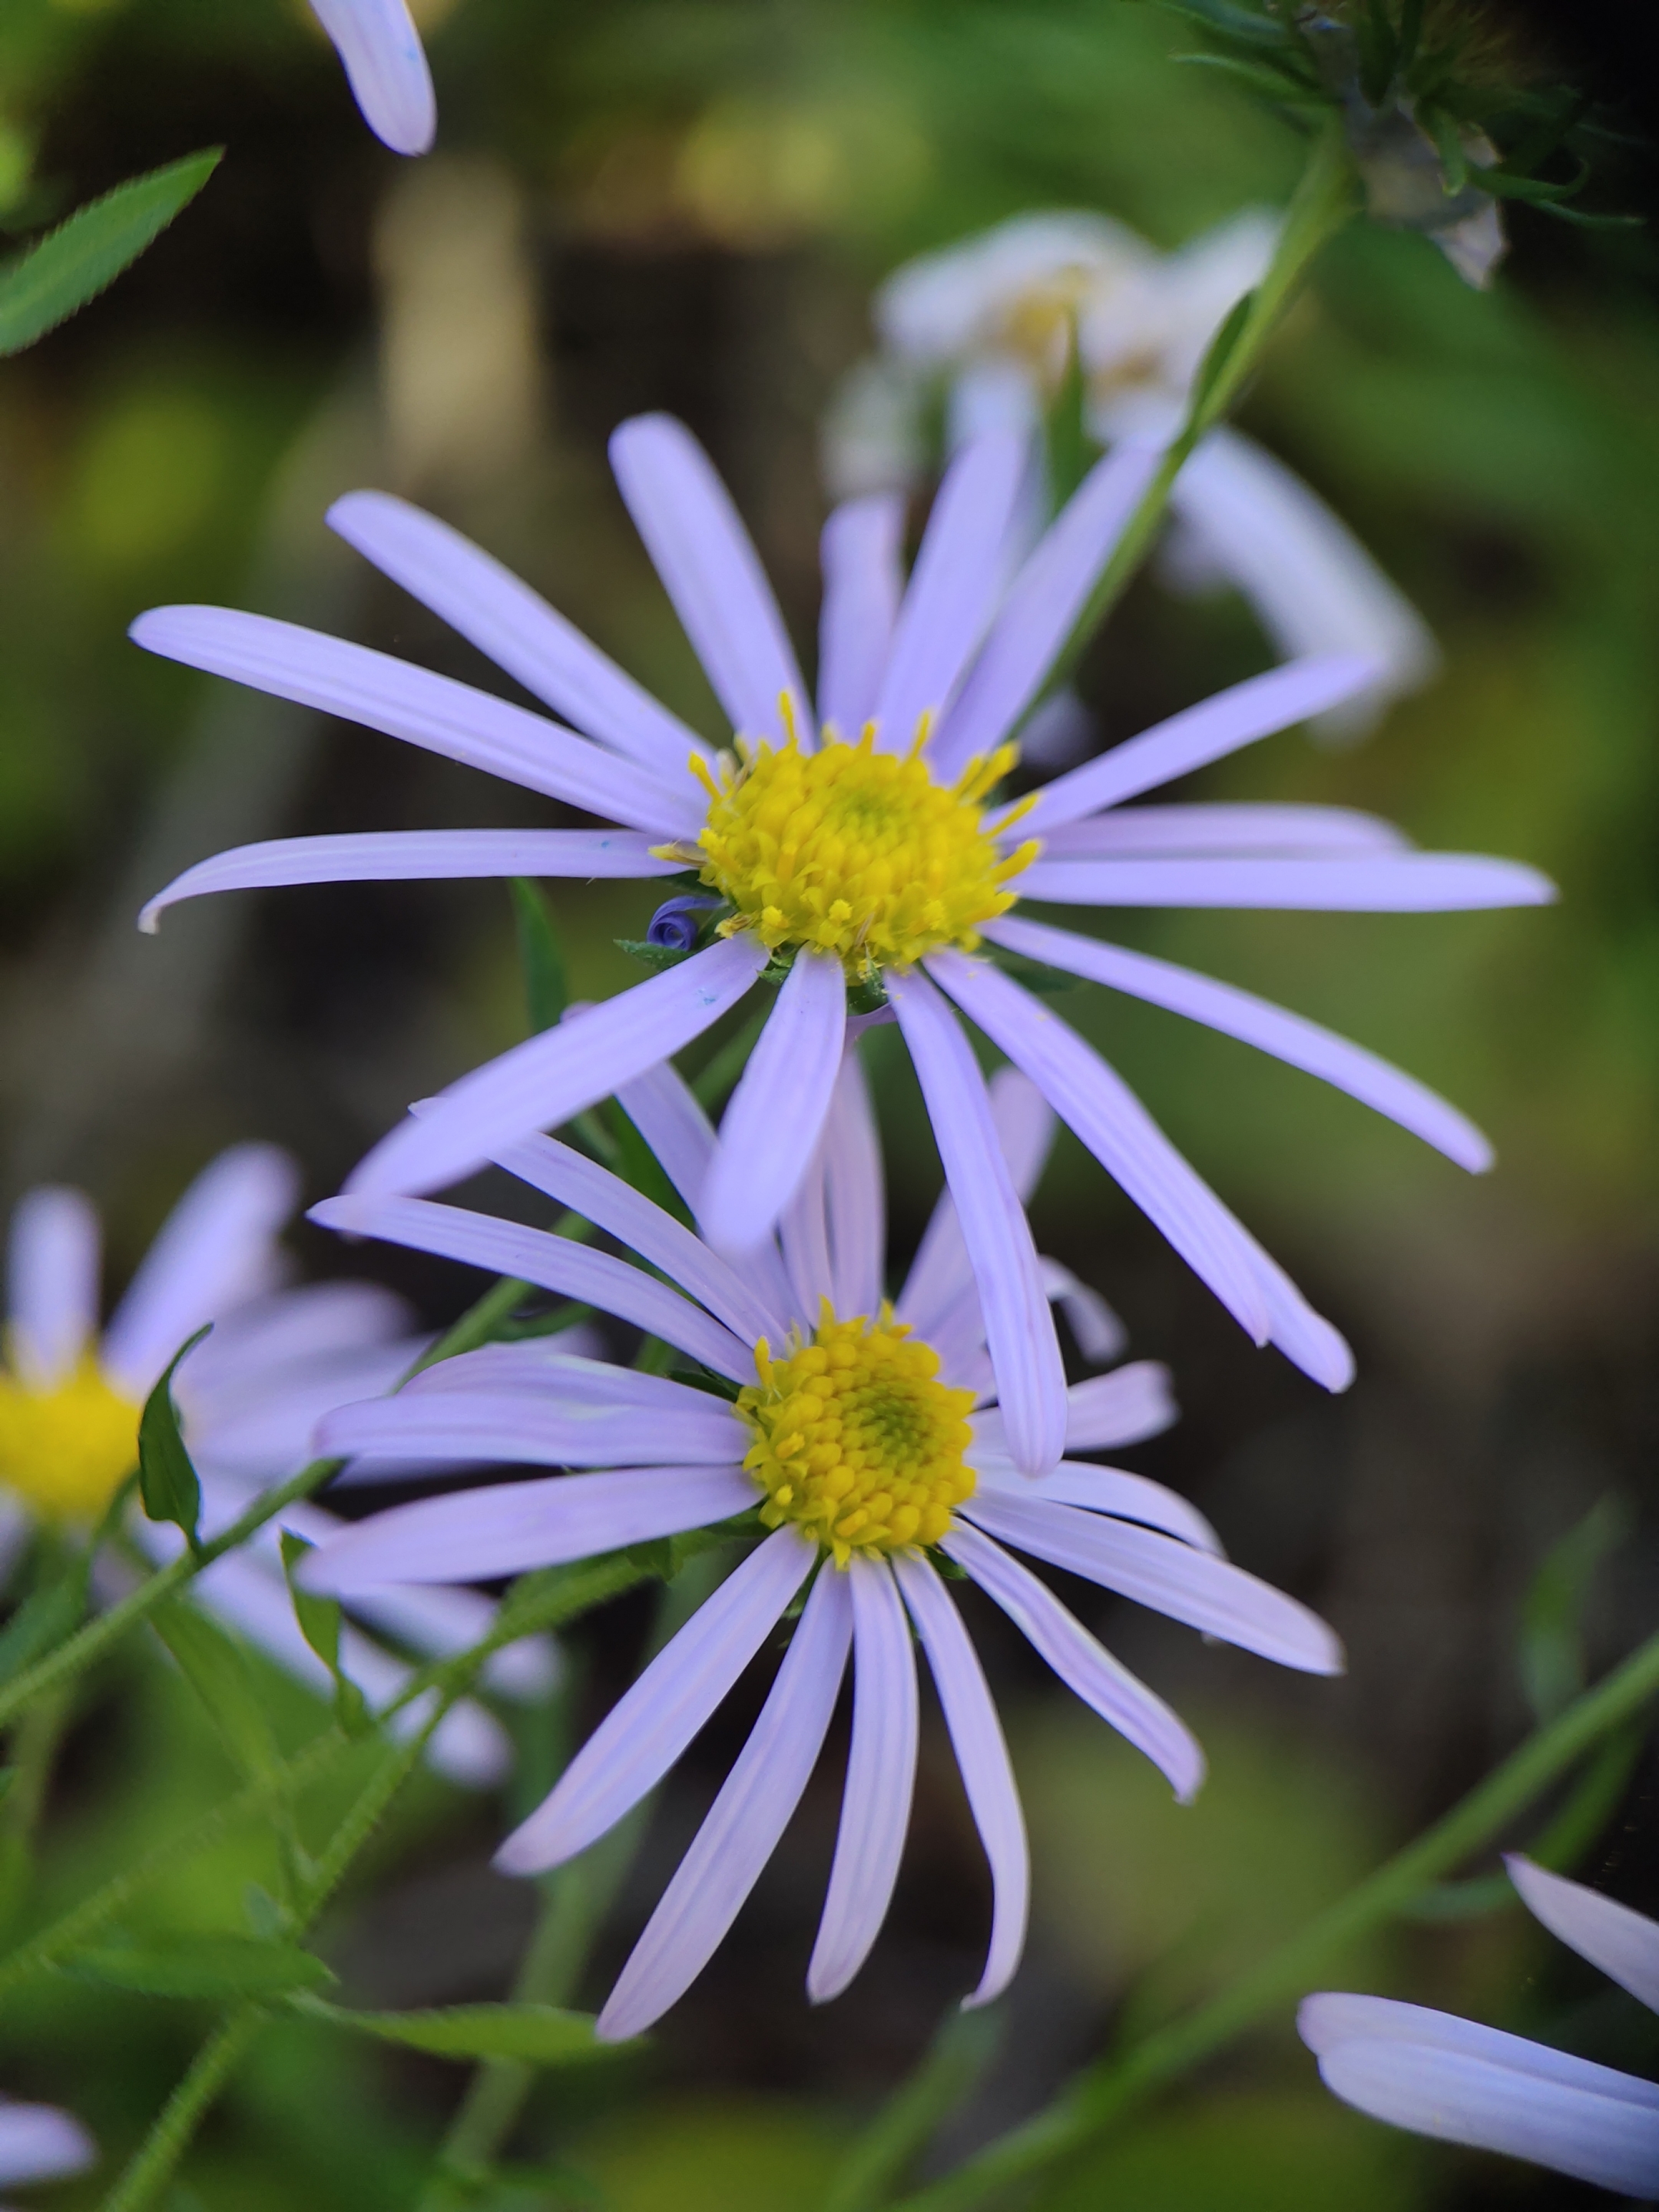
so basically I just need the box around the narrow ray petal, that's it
[988,914,1493,1171]
[1063,1363,1178,1451]
[700,951,846,1253]
[1034,803,1410,859]
[808,1558,919,2001]
[1038,1259,1127,1363]
[496,1527,815,1874]
[823,1050,885,1319]
[780,1134,836,1328]
[1016,853,1556,910]
[945,1522,1204,1800]
[893,1552,1029,2005]
[972,1459,1221,1554]
[889,972,1066,1477]
[0,2100,97,2187]
[899,1065,1054,1335]
[610,416,809,744]
[1506,1856,1659,2013]
[7,1187,101,1391]
[343,936,766,1199]
[129,608,702,837]
[319,1389,748,1469]
[598,1568,852,2040]
[326,491,710,776]
[308,0,435,155]
[405,1346,712,1411]
[819,495,906,735]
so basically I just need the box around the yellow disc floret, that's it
[680,720,1038,979]
[737,1306,977,1566]
[0,1359,139,1522]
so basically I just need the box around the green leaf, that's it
[1519,1496,1630,1724]
[1160,0,1292,51]
[150,1599,279,1780]
[1042,316,1098,512]
[614,936,694,975]
[305,1999,614,2061]
[68,1936,334,1999]
[0,149,222,357]
[1170,51,1324,107]
[137,1324,212,1550]
[509,878,568,1034]
[604,1101,692,1224]
[1185,286,1259,431]
[0,1578,83,1687]
[279,1533,372,1737]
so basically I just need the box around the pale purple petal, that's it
[1038,1258,1127,1363]
[344,936,767,1199]
[0,2100,96,2187]
[303,1465,756,1591]
[1507,1856,1659,2013]
[779,1135,836,1330]
[319,1388,747,1469]
[493,1129,777,1346]
[700,952,846,1254]
[988,914,1493,1172]
[892,1552,1028,2005]
[873,432,1027,751]
[972,1457,1221,1555]
[101,1145,298,1399]
[612,1059,718,1213]
[1064,1363,1178,1451]
[819,495,906,736]
[307,0,435,155]
[310,1194,754,1381]
[597,1567,852,2040]
[7,1187,101,1390]
[140,830,677,934]
[326,491,710,777]
[899,1065,1053,1336]
[931,445,1159,777]
[1035,803,1411,859]
[823,1049,885,1320]
[1013,657,1386,836]
[609,416,809,745]
[183,1341,424,1480]
[183,1282,411,1385]
[961,1488,1343,1674]
[496,1525,816,1875]
[889,970,1066,1478]
[405,1346,704,1412]
[1300,1994,1659,2197]
[808,1558,919,2002]
[944,1522,1204,1801]
[1015,853,1556,910]
[128,608,702,838]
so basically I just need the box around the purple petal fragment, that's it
[1063,1362,1178,1451]
[1015,853,1556,910]
[319,1389,748,1469]
[7,1187,101,1391]
[819,495,906,736]
[1506,1855,1659,2014]
[972,1457,1221,1555]
[822,1049,885,1320]
[1034,803,1411,859]
[700,951,846,1253]
[0,2099,97,2187]
[308,0,435,156]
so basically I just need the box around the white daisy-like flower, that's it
[0,2096,94,2197]
[307,0,435,157]
[130,416,1553,1463]
[298,1048,1343,2036]
[2,1146,555,1788]
[828,208,1439,740]
[1303,1855,1659,2197]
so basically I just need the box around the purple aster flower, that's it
[307,0,435,156]
[1303,1856,1659,2197]
[298,1049,1342,2035]
[3,1147,556,1788]
[131,414,1553,1449]
[0,2097,94,2194]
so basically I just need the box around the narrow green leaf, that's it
[137,1325,211,1550]
[604,1101,692,1224]
[1185,286,1259,432]
[690,1007,767,1111]
[1171,51,1324,105]
[68,1936,334,1998]
[0,149,222,356]
[1519,1497,1630,1724]
[150,1599,279,1780]
[305,1998,613,2061]
[1042,316,1098,512]
[1161,0,1292,51]
[0,1578,82,1687]
[509,878,568,1034]
[280,1533,372,1737]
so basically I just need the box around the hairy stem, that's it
[96,2004,267,2212]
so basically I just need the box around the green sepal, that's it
[137,1324,212,1551]
[297,1997,615,2061]
[509,878,568,1034]
[66,1935,335,1999]
[150,1598,280,1780]
[614,937,694,975]
[279,1533,373,1738]
[846,971,890,1017]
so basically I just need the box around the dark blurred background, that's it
[2,2,1658,2204]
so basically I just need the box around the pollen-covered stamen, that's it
[671,717,1039,979]
[737,1306,977,1567]
[0,1359,140,1522]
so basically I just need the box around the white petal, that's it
[319,1388,747,1470]
[1034,803,1409,859]
[609,416,809,745]
[302,1464,755,1589]
[819,495,906,736]
[700,952,846,1253]
[7,1187,101,1390]
[343,935,767,1200]
[1015,853,1556,910]
[808,1558,919,2001]
[597,1567,852,2039]
[972,1457,1220,1555]
[889,970,1066,1478]
[0,2101,96,2187]
[101,1145,298,1398]
[308,0,435,155]
[129,608,702,838]
[873,432,1026,752]
[823,1048,885,1320]
[310,1194,753,1382]
[961,1489,1343,1674]
[496,1525,815,1873]
[1507,1855,1659,2013]
[893,1552,1029,2005]
[988,914,1494,1172]
[326,491,710,777]
[945,1522,1204,1801]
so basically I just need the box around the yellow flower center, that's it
[680,724,1038,980]
[737,1307,977,1566]
[0,1359,139,1522]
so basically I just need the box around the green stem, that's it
[823,2010,1002,2212]
[896,1619,1659,2211]
[95,2005,267,2212]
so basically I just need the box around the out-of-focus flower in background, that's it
[307,0,436,157]
[1302,1855,1659,2196]
[826,209,1439,742]
[3,1145,555,1788]
[300,1051,1340,2034]
[0,2096,94,2196]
